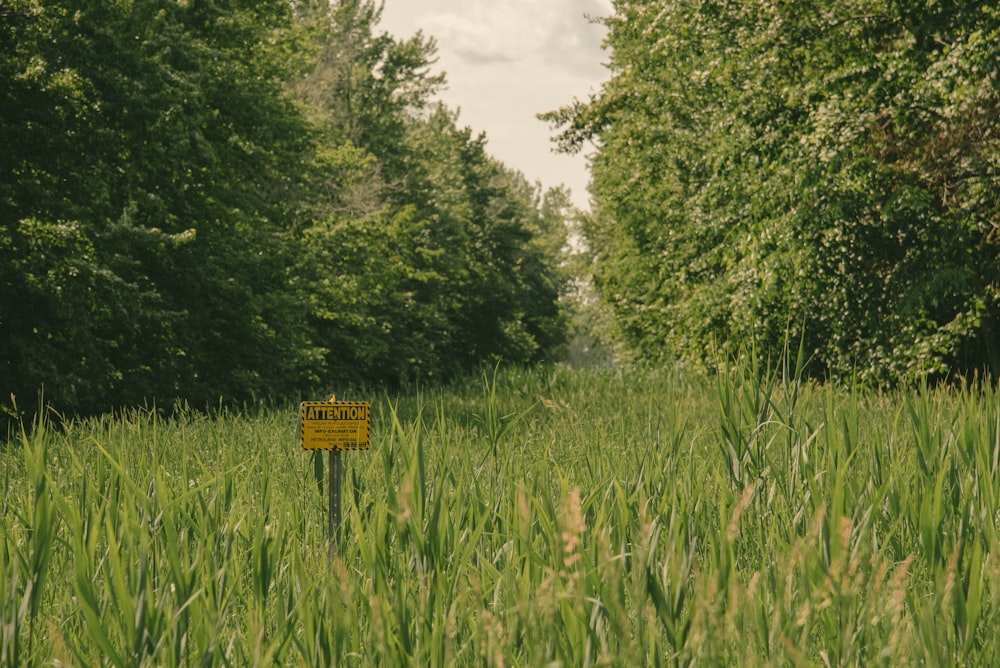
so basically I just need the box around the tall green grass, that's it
[2,364,999,665]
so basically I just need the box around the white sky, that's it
[379,0,613,211]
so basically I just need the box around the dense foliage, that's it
[546,0,1000,384]
[1,0,569,430]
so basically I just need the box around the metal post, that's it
[328,448,342,550]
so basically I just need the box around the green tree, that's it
[2,0,571,433]
[292,1,568,385]
[2,0,320,427]
[546,0,1000,383]
[400,108,568,372]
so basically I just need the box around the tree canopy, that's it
[2,0,570,431]
[546,0,1000,384]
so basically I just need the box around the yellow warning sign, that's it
[299,401,370,450]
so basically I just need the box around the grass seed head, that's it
[560,487,586,570]
[727,481,758,541]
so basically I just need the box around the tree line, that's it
[7,0,996,434]
[547,0,1000,385]
[1,0,571,431]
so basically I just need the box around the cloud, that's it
[378,0,614,209]
[420,0,612,74]
[540,0,611,78]
[423,10,535,64]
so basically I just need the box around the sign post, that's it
[298,394,370,551]
[329,448,341,545]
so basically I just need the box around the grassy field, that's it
[2,362,999,666]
